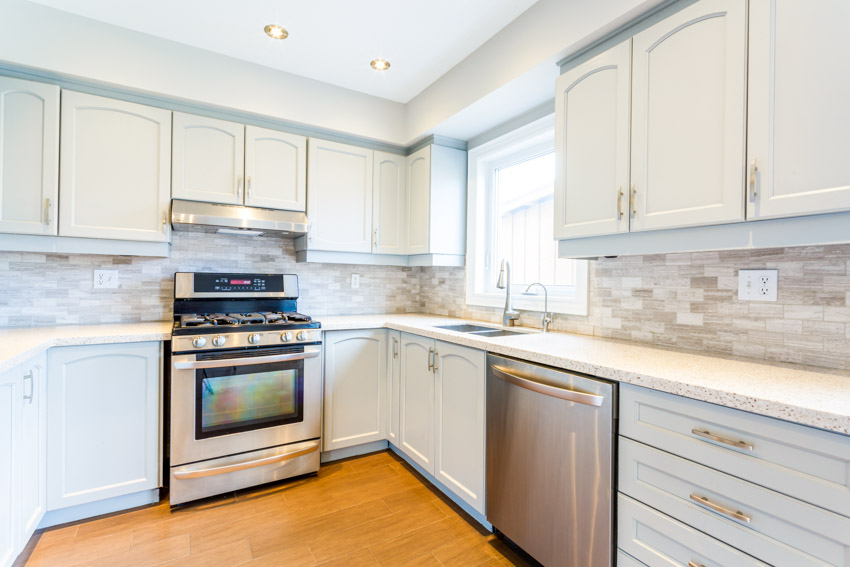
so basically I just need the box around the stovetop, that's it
[178,311,313,328]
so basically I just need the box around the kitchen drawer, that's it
[620,384,850,517]
[619,437,850,567]
[618,493,768,567]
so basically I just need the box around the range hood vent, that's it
[170,200,309,237]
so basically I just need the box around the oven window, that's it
[195,359,304,439]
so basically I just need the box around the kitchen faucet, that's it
[496,259,520,326]
[524,283,552,333]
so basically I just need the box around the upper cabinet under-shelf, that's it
[556,0,850,258]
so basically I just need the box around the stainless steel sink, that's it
[435,324,496,333]
[470,329,524,338]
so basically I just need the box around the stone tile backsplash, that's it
[419,244,850,370]
[2,230,848,370]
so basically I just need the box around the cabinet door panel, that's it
[323,330,386,451]
[245,126,306,211]
[373,151,406,255]
[748,0,850,219]
[387,331,401,446]
[555,40,631,239]
[172,113,244,205]
[631,0,746,231]
[0,366,20,567]
[405,146,431,254]
[434,341,485,513]
[398,333,434,474]
[59,91,171,242]
[0,77,58,236]
[47,343,160,510]
[19,353,46,549]
[306,139,373,252]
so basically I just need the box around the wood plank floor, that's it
[22,451,537,567]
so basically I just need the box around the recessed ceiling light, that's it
[264,24,288,40]
[370,59,391,71]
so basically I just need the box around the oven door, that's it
[171,344,322,466]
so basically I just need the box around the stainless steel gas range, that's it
[169,272,321,505]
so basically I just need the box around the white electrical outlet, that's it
[351,274,360,289]
[93,269,119,289]
[737,269,778,301]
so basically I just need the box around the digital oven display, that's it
[230,279,252,285]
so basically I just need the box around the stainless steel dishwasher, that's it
[486,354,616,567]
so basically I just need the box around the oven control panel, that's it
[173,329,322,353]
[174,273,299,299]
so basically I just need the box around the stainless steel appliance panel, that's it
[486,354,615,567]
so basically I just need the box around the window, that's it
[466,115,589,315]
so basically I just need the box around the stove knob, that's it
[212,335,227,347]
[248,333,262,345]
[280,332,293,343]
[296,331,307,342]
[192,336,207,348]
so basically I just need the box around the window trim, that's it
[465,114,589,316]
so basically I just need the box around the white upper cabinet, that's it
[630,0,746,232]
[0,77,59,236]
[373,151,407,255]
[172,112,244,206]
[747,0,850,220]
[305,138,373,253]
[554,40,631,239]
[406,145,431,255]
[244,125,306,212]
[59,91,171,242]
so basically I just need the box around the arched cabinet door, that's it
[398,333,435,474]
[630,0,747,232]
[747,0,850,220]
[245,125,306,212]
[0,77,59,236]
[554,40,631,240]
[405,146,430,255]
[373,151,407,255]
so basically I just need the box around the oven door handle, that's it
[173,350,320,370]
[172,441,320,479]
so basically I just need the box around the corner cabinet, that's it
[747,0,850,220]
[46,342,161,510]
[322,330,388,451]
[59,91,171,242]
[0,77,59,236]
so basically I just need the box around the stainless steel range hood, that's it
[170,199,309,237]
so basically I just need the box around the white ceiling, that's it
[27,0,539,103]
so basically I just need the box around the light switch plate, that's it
[737,269,778,301]
[93,269,119,289]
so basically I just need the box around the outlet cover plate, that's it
[738,269,778,301]
[351,274,360,289]
[93,269,119,289]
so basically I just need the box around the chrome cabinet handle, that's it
[630,183,637,217]
[43,198,54,226]
[23,371,34,404]
[174,350,319,370]
[236,175,243,198]
[373,228,379,248]
[689,493,751,524]
[433,350,439,373]
[161,211,169,233]
[173,441,319,479]
[246,175,252,198]
[691,428,753,452]
[428,347,434,371]
[617,186,624,219]
[689,562,705,567]
[491,366,604,407]
[392,337,398,359]
[749,159,758,202]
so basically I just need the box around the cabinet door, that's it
[434,341,486,513]
[244,125,306,212]
[630,0,746,231]
[47,342,161,510]
[172,112,245,205]
[18,352,46,550]
[387,331,401,446]
[398,333,435,474]
[554,40,631,239]
[306,139,373,252]
[747,0,850,220]
[59,91,171,242]
[0,77,59,236]
[323,330,387,451]
[373,151,407,255]
[0,365,20,567]
[405,145,431,255]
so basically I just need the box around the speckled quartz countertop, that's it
[0,322,173,374]
[321,314,850,436]
[1,315,848,436]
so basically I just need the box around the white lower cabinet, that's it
[322,330,388,451]
[387,331,401,445]
[47,342,161,510]
[18,353,46,550]
[398,333,436,473]
[0,365,20,567]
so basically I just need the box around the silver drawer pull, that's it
[689,493,751,524]
[688,562,705,567]
[691,428,753,452]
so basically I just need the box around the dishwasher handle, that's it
[491,365,604,407]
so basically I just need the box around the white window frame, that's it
[465,115,589,316]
